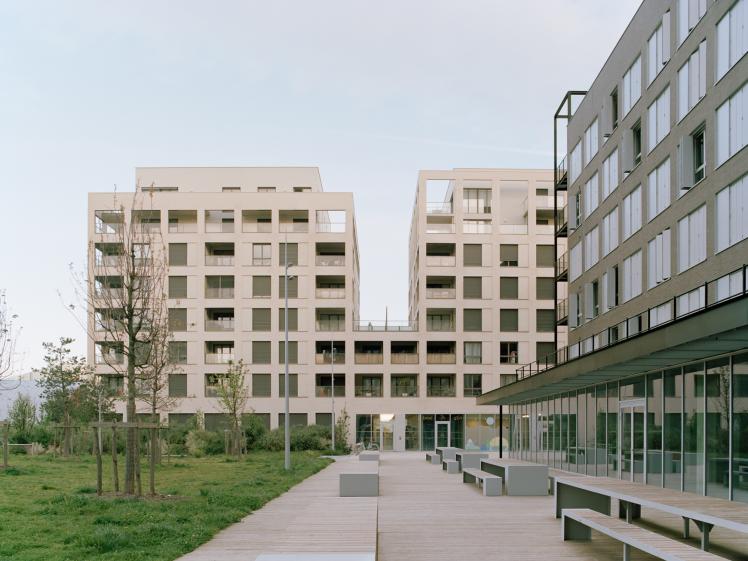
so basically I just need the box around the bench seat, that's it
[462,468,502,496]
[562,508,724,561]
[442,459,459,474]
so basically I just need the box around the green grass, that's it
[0,452,332,561]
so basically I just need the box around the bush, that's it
[243,415,268,450]
[185,430,224,457]
[291,425,330,451]
[258,429,284,452]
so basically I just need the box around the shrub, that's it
[185,430,224,457]
[242,415,268,450]
[258,429,284,452]
[291,425,330,451]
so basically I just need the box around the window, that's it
[391,375,418,397]
[584,280,600,319]
[500,373,517,386]
[536,245,554,268]
[278,373,298,397]
[204,374,225,398]
[500,342,518,364]
[584,226,599,271]
[536,309,555,332]
[168,308,187,331]
[168,341,187,364]
[716,82,748,167]
[583,173,599,218]
[463,342,482,364]
[463,276,482,299]
[601,149,619,200]
[648,228,672,289]
[647,87,671,151]
[279,276,299,298]
[622,185,642,240]
[622,250,643,303]
[463,309,482,332]
[252,341,271,364]
[278,341,298,364]
[258,186,276,192]
[647,159,671,221]
[169,374,187,398]
[678,41,706,120]
[253,275,271,298]
[278,413,307,428]
[680,125,706,192]
[571,191,582,230]
[169,243,187,266]
[253,243,271,266]
[427,374,455,397]
[463,244,482,266]
[584,118,599,165]
[500,309,519,332]
[601,266,619,314]
[647,14,670,86]
[536,342,556,363]
[570,243,582,281]
[463,188,492,213]
[252,373,271,397]
[570,141,582,184]
[278,308,298,331]
[536,277,554,300]
[678,0,707,45]
[716,174,748,252]
[601,207,619,256]
[610,88,619,130]
[678,205,707,272]
[168,276,187,299]
[692,127,705,184]
[500,277,518,299]
[205,275,234,298]
[716,0,748,80]
[499,244,518,266]
[463,374,482,397]
[569,291,582,328]
[252,308,271,331]
[632,121,642,167]
[622,56,642,116]
[279,243,298,266]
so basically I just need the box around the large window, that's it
[647,159,671,222]
[252,243,271,266]
[647,372,663,486]
[536,245,555,268]
[584,226,599,271]
[716,0,748,81]
[583,173,599,219]
[622,185,642,240]
[463,374,483,397]
[536,277,554,300]
[715,174,748,253]
[601,149,619,200]
[706,358,730,499]
[677,41,706,120]
[570,141,582,184]
[500,277,519,300]
[622,250,642,303]
[684,362,705,494]
[677,204,706,272]
[647,87,671,152]
[602,207,619,257]
[570,243,582,281]
[647,229,671,288]
[500,342,518,364]
[463,342,482,364]
[733,352,748,503]
[584,118,599,165]
[622,56,642,116]
[678,0,707,45]
[716,82,748,167]
[463,188,492,213]
[647,14,670,86]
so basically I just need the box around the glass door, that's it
[435,421,450,448]
[620,401,645,482]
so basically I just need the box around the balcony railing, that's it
[556,155,568,186]
[391,353,418,364]
[242,223,272,233]
[96,352,124,365]
[205,288,235,299]
[315,352,345,365]
[95,255,121,268]
[315,386,345,397]
[205,223,235,233]
[355,386,383,398]
[556,251,568,278]
[316,320,346,332]
[205,352,234,364]
[206,319,234,331]
[426,288,455,299]
[316,255,345,266]
[137,223,161,233]
[426,320,455,332]
[556,205,568,235]
[205,255,234,266]
[426,386,456,397]
[426,353,455,364]
[168,222,197,233]
[280,222,309,233]
[353,320,418,332]
[462,222,492,234]
[94,288,123,300]
[425,255,456,267]
[392,386,418,397]
[316,288,345,299]
[499,224,528,234]
[426,201,453,214]
[354,353,383,364]
[556,298,568,322]
[515,263,748,381]
[316,223,345,233]
[426,223,456,234]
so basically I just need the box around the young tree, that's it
[35,338,91,455]
[215,360,250,457]
[69,190,169,495]
[8,394,36,440]
[0,290,20,390]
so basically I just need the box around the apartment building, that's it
[479,0,748,503]
[88,166,564,451]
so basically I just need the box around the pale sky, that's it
[0,0,641,371]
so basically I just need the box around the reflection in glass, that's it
[706,358,730,498]
[608,384,618,478]
[664,367,682,490]
[684,363,705,494]
[733,353,748,503]
[596,385,607,477]
[647,372,663,486]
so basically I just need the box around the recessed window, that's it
[632,121,642,167]
[692,127,705,184]
[499,342,518,364]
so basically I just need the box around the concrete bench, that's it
[359,451,379,462]
[455,451,489,471]
[480,458,548,496]
[462,468,502,496]
[340,462,379,497]
[562,508,724,561]
[442,459,459,474]
[426,452,440,465]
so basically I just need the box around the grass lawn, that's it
[0,451,332,561]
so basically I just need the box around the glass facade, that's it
[506,351,748,503]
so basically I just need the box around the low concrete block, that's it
[359,451,379,462]
[443,460,460,474]
[340,471,379,497]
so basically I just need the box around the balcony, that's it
[315,386,345,397]
[315,255,344,267]
[425,219,455,234]
[280,222,309,233]
[426,385,456,397]
[354,320,417,332]
[315,352,345,365]
[95,254,121,268]
[462,220,492,234]
[426,201,453,214]
[425,256,456,267]
[355,375,383,397]
[426,288,455,299]
[555,154,568,189]
[391,353,418,364]
[280,210,309,233]
[426,353,456,364]
[205,352,234,364]
[242,210,272,233]
[556,298,568,325]
[355,353,383,365]
[316,309,346,332]
[315,288,345,299]
[315,210,346,233]
[391,377,418,397]
[206,319,234,331]
[94,210,124,235]
[205,288,234,299]
[426,311,455,332]
[205,210,234,233]
[355,386,383,398]
[556,252,568,281]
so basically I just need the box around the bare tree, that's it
[0,290,20,390]
[69,189,169,495]
[215,360,250,457]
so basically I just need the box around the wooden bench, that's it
[425,452,440,465]
[562,508,724,561]
[442,459,459,474]
[462,468,502,496]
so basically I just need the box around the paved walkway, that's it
[178,452,748,561]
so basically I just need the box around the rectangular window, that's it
[647,14,670,86]
[622,56,642,116]
[279,243,298,266]
[536,277,554,300]
[680,125,706,193]
[252,341,271,364]
[677,204,706,272]
[253,275,271,298]
[622,185,642,240]
[278,341,298,364]
[252,243,271,266]
[622,250,643,302]
[647,87,670,152]
[169,243,187,266]
[536,309,555,332]
[500,342,518,364]
[632,121,642,167]
[168,308,187,331]
[536,245,555,268]
[463,342,482,364]
[647,159,671,221]
[168,374,187,398]
[716,81,748,167]
[278,308,298,331]
[601,207,619,256]
[463,309,482,332]
[584,118,599,165]
[168,341,187,364]
[278,276,299,298]
[463,244,482,266]
[677,40,706,120]
[584,226,599,271]
[611,88,619,130]
[499,277,518,299]
[647,228,672,288]
[463,374,482,397]
[500,309,519,332]
[716,0,748,80]
[678,0,707,45]
[715,173,748,252]
[168,276,187,299]
[536,342,556,363]
[499,244,518,266]
[570,243,582,281]
[252,308,271,331]
[463,276,482,299]
[692,126,705,184]
[278,373,298,397]
[463,188,492,214]
[583,173,599,218]
[569,141,582,184]
[601,149,619,200]
[252,373,271,397]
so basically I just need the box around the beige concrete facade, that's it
[88,166,566,450]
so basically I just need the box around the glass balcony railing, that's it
[205,352,234,364]
[425,255,456,267]
[168,222,197,233]
[205,288,235,299]
[315,288,345,299]
[315,386,345,397]
[426,288,455,299]
[355,386,383,398]
[242,222,272,233]
[316,255,345,266]
[280,222,309,233]
[206,319,234,331]
[205,255,234,266]
[315,352,345,365]
[426,201,453,214]
[426,386,456,397]
[354,320,417,332]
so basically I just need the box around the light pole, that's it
[331,340,335,452]
[283,238,292,471]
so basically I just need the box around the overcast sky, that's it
[0,0,641,371]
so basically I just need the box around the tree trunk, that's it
[149,427,156,495]
[95,426,103,496]
[135,428,142,497]
[63,410,72,457]
[111,426,119,493]
[124,342,137,494]
[2,424,8,469]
